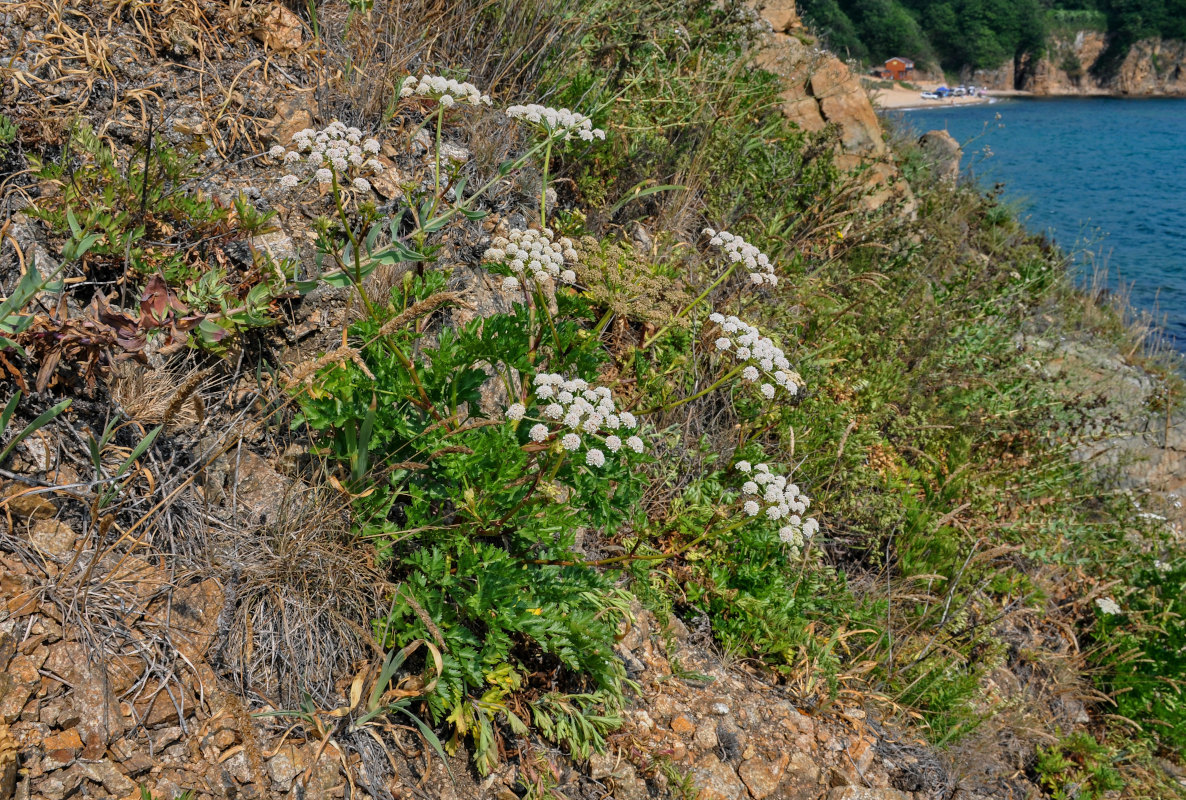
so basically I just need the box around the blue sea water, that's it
[894,97,1186,348]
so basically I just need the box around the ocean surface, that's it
[894,97,1186,348]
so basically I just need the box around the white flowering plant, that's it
[643,227,781,349]
[399,75,492,206]
[505,103,606,226]
[735,460,819,557]
[258,122,396,317]
[295,276,646,759]
[482,226,581,294]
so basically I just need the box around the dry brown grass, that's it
[314,0,589,124]
[210,487,392,709]
[106,362,214,429]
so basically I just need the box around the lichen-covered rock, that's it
[918,130,962,181]
[693,752,747,800]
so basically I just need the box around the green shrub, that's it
[1093,557,1186,752]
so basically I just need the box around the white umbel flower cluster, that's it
[399,75,492,107]
[703,228,777,286]
[505,104,606,142]
[508,373,643,467]
[709,313,801,398]
[737,462,819,554]
[269,122,385,193]
[483,228,580,291]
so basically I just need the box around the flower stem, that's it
[640,365,742,415]
[539,138,552,228]
[434,106,445,202]
[415,138,552,237]
[331,171,376,320]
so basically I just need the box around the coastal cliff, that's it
[753,0,910,208]
[973,31,1186,95]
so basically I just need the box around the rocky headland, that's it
[973,31,1186,96]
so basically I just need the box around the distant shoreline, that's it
[868,79,1186,111]
[866,79,1029,110]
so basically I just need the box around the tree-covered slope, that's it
[799,0,1186,72]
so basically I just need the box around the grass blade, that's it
[0,398,71,466]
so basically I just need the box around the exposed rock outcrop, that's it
[917,130,961,182]
[972,32,1186,95]
[751,0,912,210]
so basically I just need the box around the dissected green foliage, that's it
[25,122,291,356]
[1034,732,1126,799]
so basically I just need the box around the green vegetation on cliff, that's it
[798,0,1186,71]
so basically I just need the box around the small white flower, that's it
[626,436,644,454]
[715,338,731,351]
[501,276,521,292]
[586,449,605,467]
[743,501,760,517]
[529,424,549,442]
[352,177,371,193]
[736,461,752,472]
[1095,597,1122,615]
[619,412,637,429]
[742,481,758,495]
[279,174,299,189]
[315,168,332,184]
[535,384,554,399]
[506,403,526,421]
[742,366,759,382]
[605,435,622,452]
[561,433,581,451]
[760,383,775,399]
[268,145,286,158]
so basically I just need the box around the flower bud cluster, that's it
[483,228,580,292]
[736,461,819,553]
[709,313,801,399]
[399,75,492,107]
[268,122,385,193]
[505,374,643,468]
[506,104,606,142]
[703,228,777,286]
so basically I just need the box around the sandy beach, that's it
[865,79,1028,110]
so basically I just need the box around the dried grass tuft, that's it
[210,486,392,709]
[107,362,213,428]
